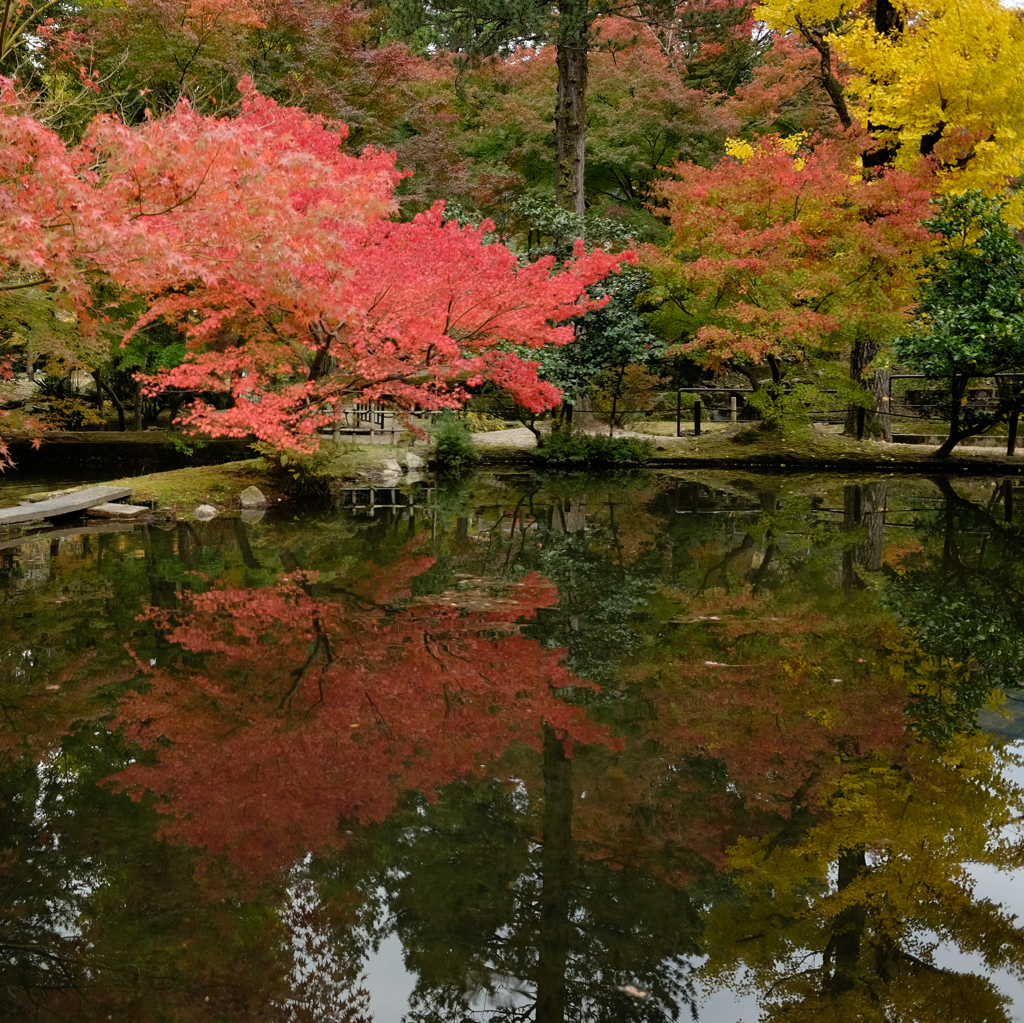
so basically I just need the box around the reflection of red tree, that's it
[559,592,912,885]
[635,594,911,813]
[111,564,611,885]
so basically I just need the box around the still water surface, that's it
[3,469,1024,1022]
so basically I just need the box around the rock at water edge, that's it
[194,504,218,520]
[239,485,267,509]
[383,458,403,473]
[403,452,425,470]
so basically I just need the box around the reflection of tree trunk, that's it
[842,486,864,592]
[936,478,965,577]
[842,483,888,588]
[564,494,588,534]
[536,725,573,1023]
[144,524,179,608]
[824,849,867,994]
[176,522,195,579]
[702,533,753,593]
[749,543,777,596]
[858,483,887,571]
[231,518,260,569]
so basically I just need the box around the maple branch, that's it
[129,144,224,220]
[699,533,754,593]
[362,690,393,736]
[809,258,881,312]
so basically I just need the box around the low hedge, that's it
[534,432,653,466]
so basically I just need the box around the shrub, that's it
[534,432,653,466]
[430,411,480,470]
[32,375,105,429]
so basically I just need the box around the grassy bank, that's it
[105,459,271,509]
[105,442,425,510]
[476,423,1024,474]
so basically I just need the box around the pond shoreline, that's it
[5,425,1024,522]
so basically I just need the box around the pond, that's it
[3,469,1024,1022]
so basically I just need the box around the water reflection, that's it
[2,473,1024,1021]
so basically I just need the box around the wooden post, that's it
[694,398,702,437]
[1008,405,1019,456]
[676,389,682,438]
[730,395,737,423]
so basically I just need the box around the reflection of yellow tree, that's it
[700,728,1024,1022]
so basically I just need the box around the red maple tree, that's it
[643,135,932,421]
[0,77,630,451]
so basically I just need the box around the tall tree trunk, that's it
[572,392,596,432]
[554,1,588,221]
[844,340,891,441]
[134,378,143,431]
[95,373,126,431]
[535,724,573,1023]
[933,373,969,457]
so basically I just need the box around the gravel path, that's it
[472,426,667,448]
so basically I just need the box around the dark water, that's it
[4,470,1024,1022]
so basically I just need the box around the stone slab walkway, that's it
[0,485,133,526]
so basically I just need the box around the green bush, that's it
[534,432,653,466]
[430,410,480,470]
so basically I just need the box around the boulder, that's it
[383,458,403,473]
[403,452,425,470]
[193,504,218,520]
[239,485,267,509]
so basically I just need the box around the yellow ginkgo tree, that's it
[758,0,1024,205]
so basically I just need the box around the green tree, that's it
[538,266,664,432]
[895,191,1024,457]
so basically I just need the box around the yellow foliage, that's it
[755,0,1024,220]
[724,132,808,168]
[702,726,1024,1018]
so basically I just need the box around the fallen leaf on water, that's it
[618,985,647,998]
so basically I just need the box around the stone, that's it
[193,504,218,520]
[86,503,149,519]
[383,458,403,473]
[403,452,425,470]
[238,485,267,509]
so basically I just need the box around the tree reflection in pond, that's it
[3,473,1024,1021]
